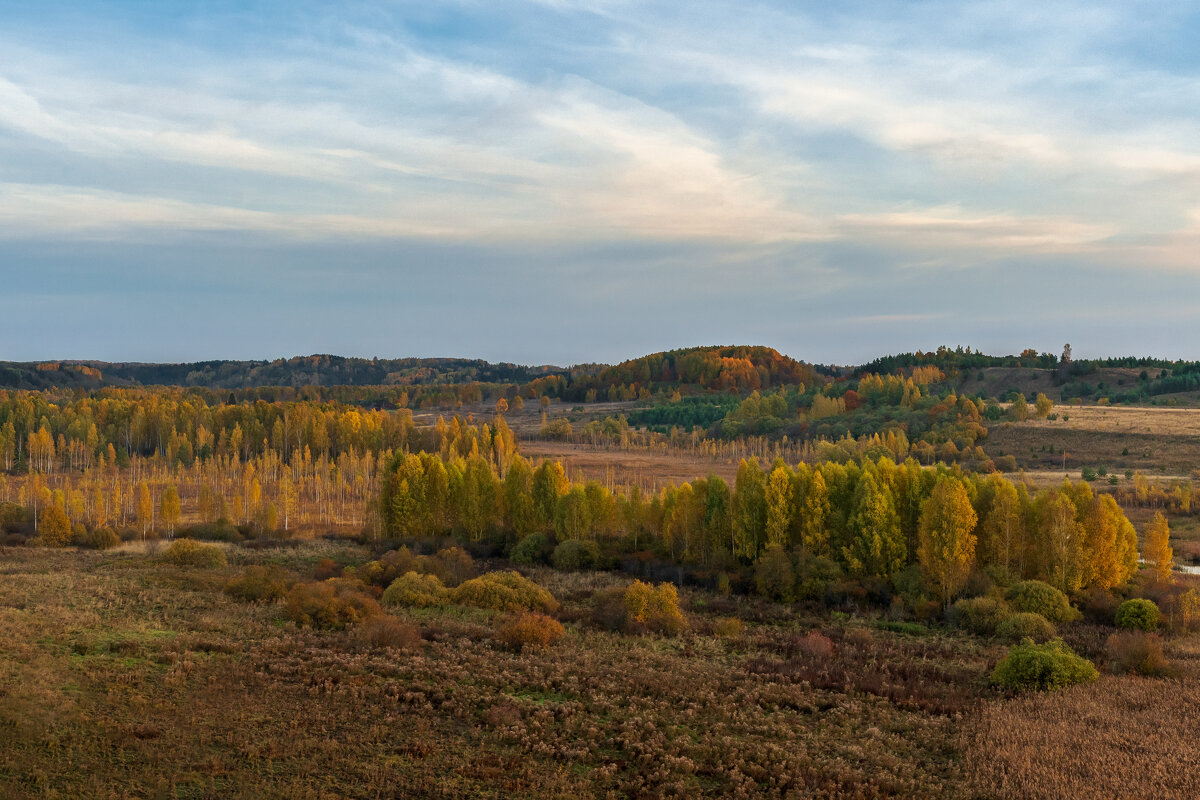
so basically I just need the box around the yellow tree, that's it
[1035,393,1054,418]
[917,478,979,604]
[1081,494,1135,589]
[137,480,153,541]
[798,470,831,558]
[764,465,794,549]
[39,504,72,547]
[279,471,296,532]
[160,484,181,538]
[1143,511,1173,585]
[980,477,1024,576]
[1040,490,1084,593]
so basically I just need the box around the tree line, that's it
[379,451,1146,601]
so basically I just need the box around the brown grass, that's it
[967,674,1200,799]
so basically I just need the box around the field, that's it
[989,405,1200,476]
[3,541,1200,799]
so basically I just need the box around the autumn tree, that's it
[843,472,905,578]
[1035,393,1054,418]
[797,469,831,558]
[503,456,537,538]
[1039,490,1084,593]
[732,459,767,560]
[764,464,794,548]
[979,477,1024,577]
[532,461,568,529]
[1143,511,1173,585]
[1009,394,1029,421]
[554,486,591,541]
[916,478,978,604]
[38,504,72,547]
[137,480,153,541]
[160,484,181,538]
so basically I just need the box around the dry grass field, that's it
[3,542,1199,799]
[988,405,1200,476]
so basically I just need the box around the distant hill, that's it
[0,346,827,400]
[0,355,569,391]
[561,345,827,401]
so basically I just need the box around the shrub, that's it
[428,546,476,587]
[623,580,686,636]
[497,612,564,650]
[162,539,227,568]
[285,579,381,630]
[712,617,744,638]
[952,596,1010,635]
[509,532,551,565]
[453,571,558,613]
[1004,580,1079,623]
[381,572,448,608]
[224,565,289,603]
[1079,587,1121,624]
[1106,631,1169,676]
[357,547,418,588]
[996,612,1056,642]
[1115,598,1159,631]
[73,526,121,550]
[589,587,629,631]
[793,630,834,658]
[551,539,600,571]
[357,615,422,650]
[0,502,30,533]
[992,639,1099,691]
[314,558,343,580]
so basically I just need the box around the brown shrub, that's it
[224,565,290,603]
[497,612,564,651]
[314,557,344,580]
[285,579,381,630]
[1105,631,1170,677]
[792,630,835,659]
[357,615,422,650]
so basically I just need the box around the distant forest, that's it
[5,345,1200,405]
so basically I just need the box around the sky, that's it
[1,0,1199,367]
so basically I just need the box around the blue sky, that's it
[1,1,1199,366]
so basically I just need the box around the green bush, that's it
[551,539,600,571]
[1004,580,1079,623]
[1115,598,1159,631]
[996,612,1056,642]
[991,639,1099,691]
[453,571,558,613]
[381,572,448,608]
[224,565,290,603]
[162,539,227,568]
[509,532,551,565]
[284,579,381,630]
[952,596,1010,635]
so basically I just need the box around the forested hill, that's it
[0,355,570,391]
[0,346,826,398]
[559,346,828,401]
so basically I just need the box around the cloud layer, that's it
[1,1,1198,363]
